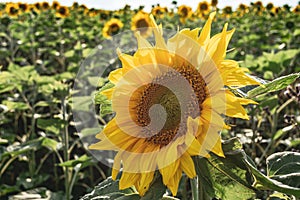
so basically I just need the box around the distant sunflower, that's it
[91,12,259,196]
[253,1,264,13]
[33,2,41,11]
[222,6,233,17]
[18,3,29,13]
[177,5,192,23]
[5,3,19,17]
[266,3,274,11]
[41,2,50,10]
[197,1,210,18]
[237,3,249,14]
[151,5,168,19]
[131,11,152,38]
[56,6,70,18]
[52,1,60,10]
[102,18,124,39]
[211,0,218,7]
[293,5,300,13]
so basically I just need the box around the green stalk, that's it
[190,177,199,200]
[62,97,70,200]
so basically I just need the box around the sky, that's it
[0,0,298,11]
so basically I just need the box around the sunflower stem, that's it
[190,177,199,200]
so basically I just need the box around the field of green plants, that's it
[0,1,300,199]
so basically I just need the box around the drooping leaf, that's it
[247,73,300,98]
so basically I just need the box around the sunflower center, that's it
[200,3,208,11]
[180,7,188,17]
[136,19,149,28]
[110,23,120,35]
[131,64,207,147]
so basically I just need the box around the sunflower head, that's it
[56,6,70,18]
[293,5,300,13]
[151,6,168,18]
[102,18,124,39]
[266,3,274,10]
[52,1,60,10]
[41,2,50,10]
[223,6,233,16]
[5,3,19,17]
[211,0,218,7]
[18,3,29,13]
[177,5,192,23]
[197,1,211,18]
[131,11,153,38]
[91,12,259,196]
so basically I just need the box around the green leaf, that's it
[58,155,92,167]
[79,176,136,200]
[2,100,29,111]
[207,138,256,200]
[243,152,300,197]
[267,152,300,188]
[37,118,65,135]
[41,138,59,151]
[72,96,93,112]
[1,137,44,159]
[247,73,300,98]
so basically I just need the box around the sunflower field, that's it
[0,1,300,200]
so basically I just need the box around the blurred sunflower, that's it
[41,2,50,10]
[266,3,274,11]
[293,5,300,13]
[102,18,124,39]
[151,5,168,19]
[253,1,264,13]
[33,2,41,11]
[91,12,258,196]
[5,3,19,17]
[52,1,60,10]
[18,3,29,13]
[131,11,152,38]
[197,1,210,18]
[177,5,192,24]
[55,6,70,18]
[237,3,249,15]
[99,10,111,20]
[211,0,218,7]
[222,6,233,18]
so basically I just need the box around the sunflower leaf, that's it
[206,138,256,200]
[247,73,300,98]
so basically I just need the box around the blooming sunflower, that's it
[5,3,19,17]
[55,6,70,18]
[177,5,193,24]
[90,12,259,196]
[151,5,168,19]
[18,3,30,13]
[131,11,152,38]
[211,0,218,7]
[222,6,233,18]
[196,1,210,18]
[102,18,124,39]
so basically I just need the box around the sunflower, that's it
[52,1,60,10]
[41,2,50,10]
[196,1,210,18]
[55,6,70,18]
[18,3,29,13]
[266,3,274,11]
[102,18,124,39]
[90,12,259,196]
[293,5,300,13]
[177,5,192,24]
[151,5,168,19]
[131,11,152,38]
[211,0,218,7]
[253,1,264,13]
[237,3,249,15]
[222,6,233,18]
[5,3,19,17]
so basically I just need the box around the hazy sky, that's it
[0,0,298,11]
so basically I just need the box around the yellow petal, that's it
[198,11,216,45]
[112,152,122,180]
[166,167,182,196]
[108,68,123,84]
[119,172,139,189]
[180,152,196,178]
